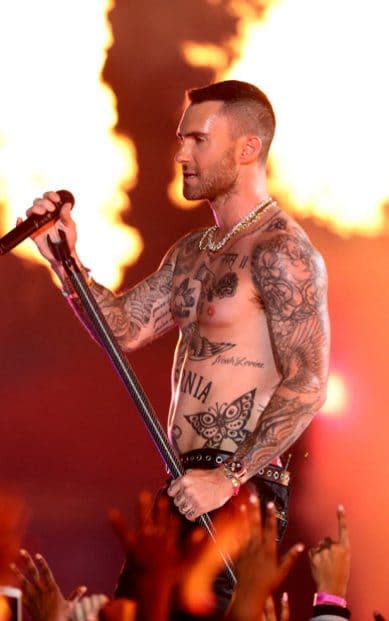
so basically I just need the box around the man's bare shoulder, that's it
[245,207,328,316]
[249,208,326,272]
[174,228,205,252]
[158,229,204,270]
[167,228,206,276]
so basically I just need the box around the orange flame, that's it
[0,0,142,288]
[173,0,389,235]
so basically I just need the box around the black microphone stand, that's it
[48,230,236,587]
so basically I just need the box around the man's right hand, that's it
[23,191,77,265]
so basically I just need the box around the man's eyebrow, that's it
[176,131,209,139]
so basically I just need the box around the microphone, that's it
[0,190,75,256]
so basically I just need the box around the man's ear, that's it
[239,135,262,163]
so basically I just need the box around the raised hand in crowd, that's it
[111,488,250,620]
[308,505,351,619]
[178,490,251,617]
[224,497,304,621]
[110,491,182,621]
[69,594,109,621]
[10,549,86,621]
[309,505,350,598]
[181,490,302,621]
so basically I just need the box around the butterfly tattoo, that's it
[184,388,256,448]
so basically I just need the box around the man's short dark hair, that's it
[187,80,275,162]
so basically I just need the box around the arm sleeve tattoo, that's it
[65,247,178,352]
[231,231,330,477]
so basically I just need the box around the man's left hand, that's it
[167,468,233,521]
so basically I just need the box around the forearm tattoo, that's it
[66,293,105,345]
[67,258,176,351]
[232,232,330,474]
[96,260,175,347]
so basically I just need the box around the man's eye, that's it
[195,136,206,143]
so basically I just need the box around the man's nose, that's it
[175,142,190,164]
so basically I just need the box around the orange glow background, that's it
[0,1,388,618]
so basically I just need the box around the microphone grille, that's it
[57,189,75,207]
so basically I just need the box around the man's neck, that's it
[209,176,270,235]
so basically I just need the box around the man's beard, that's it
[182,147,238,201]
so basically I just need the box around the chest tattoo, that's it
[194,263,238,302]
[221,253,238,270]
[215,252,250,271]
[238,255,249,269]
[172,278,196,318]
[175,236,202,275]
[188,332,235,360]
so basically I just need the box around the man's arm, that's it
[228,230,329,479]
[25,191,179,352]
[65,248,178,352]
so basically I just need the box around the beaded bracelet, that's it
[222,461,245,496]
[61,289,78,300]
[229,476,241,496]
[223,458,247,481]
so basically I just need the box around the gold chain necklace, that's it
[198,197,276,252]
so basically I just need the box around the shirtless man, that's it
[26,80,329,525]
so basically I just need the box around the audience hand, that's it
[181,490,302,620]
[179,487,256,615]
[308,505,350,598]
[225,499,303,621]
[109,491,181,621]
[69,594,109,621]
[11,549,86,621]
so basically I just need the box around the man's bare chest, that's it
[171,247,259,330]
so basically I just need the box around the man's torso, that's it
[167,209,302,457]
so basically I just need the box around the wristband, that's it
[313,592,347,607]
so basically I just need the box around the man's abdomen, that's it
[168,354,281,455]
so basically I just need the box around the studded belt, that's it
[180,448,290,487]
